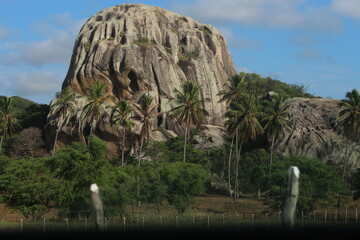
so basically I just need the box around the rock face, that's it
[277,97,360,174]
[47,4,235,155]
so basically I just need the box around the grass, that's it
[1,195,360,235]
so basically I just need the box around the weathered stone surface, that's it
[46,4,236,156]
[276,97,360,174]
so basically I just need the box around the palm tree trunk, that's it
[137,138,144,206]
[52,129,60,157]
[183,122,189,163]
[234,130,239,201]
[0,135,4,153]
[235,138,243,201]
[269,136,275,172]
[228,136,235,197]
[87,120,95,146]
[122,129,126,166]
[342,138,349,180]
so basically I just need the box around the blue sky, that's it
[0,0,359,104]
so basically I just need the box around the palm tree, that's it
[337,89,360,179]
[169,81,209,163]
[110,100,134,166]
[49,87,78,156]
[80,81,112,146]
[132,92,159,206]
[218,74,247,197]
[132,92,159,166]
[225,94,264,200]
[218,74,247,105]
[263,95,290,172]
[0,96,20,153]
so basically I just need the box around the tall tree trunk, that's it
[122,129,126,166]
[234,130,239,201]
[342,138,349,180]
[183,120,190,163]
[235,138,243,201]
[87,120,95,146]
[137,138,144,206]
[0,135,4,153]
[269,136,275,173]
[228,136,235,197]
[52,129,60,157]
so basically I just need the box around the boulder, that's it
[46,4,236,156]
[277,97,360,174]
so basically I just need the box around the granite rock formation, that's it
[277,97,360,174]
[46,4,235,155]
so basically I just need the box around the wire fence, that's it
[3,208,359,233]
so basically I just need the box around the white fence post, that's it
[65,218,69,230]
[84,217,87,231]
[335,209,337,222]
[356,208,358,222]
[324,210,327,224]
[282,166,300,229]
[345,208,348,222]
[207,215,210,231]
[90,183,105,231]
[123,216,126,232]
[20,219,23,233]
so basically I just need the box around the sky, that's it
[0,0,359,104]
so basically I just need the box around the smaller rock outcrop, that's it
[277,97,360,174]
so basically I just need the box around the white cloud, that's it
[332,0,360,19]
[216,26,233,42]
[235,35,262,50]
[9,71,62,97]
[1,12,84,67]
[170,0,343,33]
[2,30,74,66]
[0,24,8,39]
[297,49,335,63]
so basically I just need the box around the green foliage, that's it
[180,50,200,61]
[0,157,59,220]
[225,72,314,100]
[134,37,154,46]
[9,96,36,112]
[352,168,360,200]
[46,137,126,218]
[160,162,209,213]
[20,104,49,129]
[262,156,349,214]
[144,136,211,166]
[239,149,279,192]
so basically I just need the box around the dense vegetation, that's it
[0,72,359,220]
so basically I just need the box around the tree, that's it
[218,73,247,105]
[218,74,247,197]
[0,96,20,153]
[11,127,44,158]
[49,87,78,156]
[132,92,159,166]
[109,100,134,166]
[81,81,112,146]
[46,137,126,218]
[262,156,349,214]
[160,162,209,213]
[224,94,264,199]
[169,81,209,163]
[0,157,59,220]
[263,95,290,172]
[337,89,360,179]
